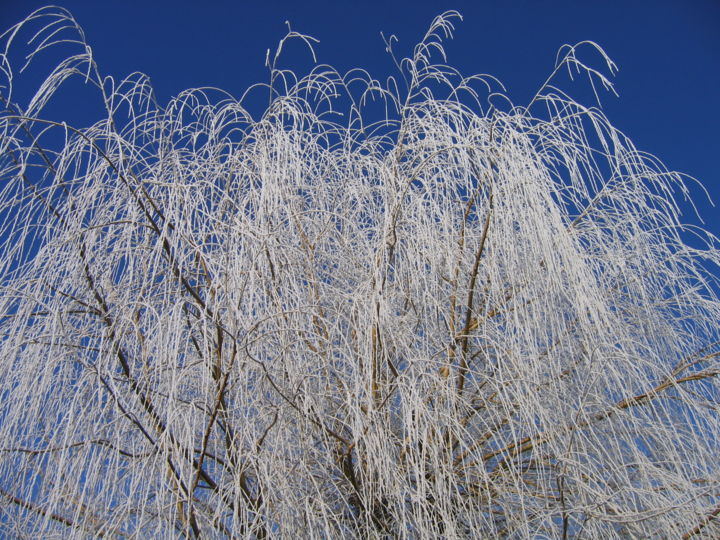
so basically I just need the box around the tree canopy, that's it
[1,8,719,538]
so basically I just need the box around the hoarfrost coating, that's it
[1,7,719,539]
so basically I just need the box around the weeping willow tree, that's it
[1,7,719,539]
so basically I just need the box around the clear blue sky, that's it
[1,0,718,239]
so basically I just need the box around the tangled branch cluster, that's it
[1,8,719,538]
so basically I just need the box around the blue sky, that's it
[1,0,718,239]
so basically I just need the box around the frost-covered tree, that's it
[1,8,719,539]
